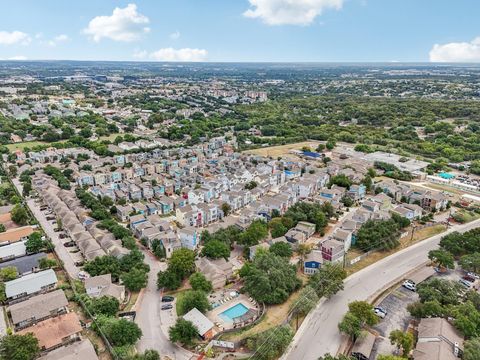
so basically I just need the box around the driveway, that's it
[282,218,480,360]
[26,198,80,279]
[135,248,193,360]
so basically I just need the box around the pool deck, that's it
[207,294,259,331]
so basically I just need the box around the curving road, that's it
[135,248,193,360]
[282,218,480,360]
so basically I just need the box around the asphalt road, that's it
[135,248,193,360]
[282,218,480,360]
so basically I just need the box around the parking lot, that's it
[371,267,436,358]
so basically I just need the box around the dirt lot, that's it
[243,141,321,159]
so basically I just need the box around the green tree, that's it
[356,219,400,251]
[11,204,28,225]
[246,325,294,360]
[377,356,405,360]
[121,268,148,292]
[0,224,5,233]
[0,333,40,360]
[169,318,198,346]
[269,218,288,238]
[168,248,196,280]
[39,257,57,269]
[407,300,446,318]
[84,295,119,317]
[269,242,293,258]
[238,220,268,247]
[428,249,454,270]
[348,301,379,327]
[157,269,182,290]
[338,312,362,340]
[0,266,18,281]
[25,232,45,253]
[460,253,480,273]
[221,202,231,216]
[389,329,414,357]
[241,252,301,304]
[201,239,230,260]
[417,278,463,306]
[309,263,347,299]
[189,273,213,293]
[176,290,211,315]
[464,337,480,360]
[128,350,160,360]
[84,255,121,281]
[95,316,142,346]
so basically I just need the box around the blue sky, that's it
[0,0,479,62]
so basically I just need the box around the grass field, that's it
[243,141,321,158]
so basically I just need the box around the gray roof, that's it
[183,308,214,336]
[0,252,46,275]
[5,269,57,298]
[0,241,26,260]
[9,289,68,325]
[38,339,98,360]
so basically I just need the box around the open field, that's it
[243,141,321,158]
[5,133,121,152]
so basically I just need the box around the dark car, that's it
[463,275,476,283]
[59,234,67,239]
[63,241,75,247]
[161,296,174,302]
[161,304,173,310]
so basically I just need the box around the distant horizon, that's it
[0,1,479,63]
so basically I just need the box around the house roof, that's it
[5,269,57,298]
[0,252,46,275]
[414,318,464,360]
[9,289,68,325]
[351,331,376,358]
[183,308,214,336]
[38,339,98,360]
[0,241,26,259]
[17,312,82,350]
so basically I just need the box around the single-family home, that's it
[9,289,68,329]
[321,239,345,263]
[195,257,233,289]
[85,274,125,302]
[5,269,57,302]
[0,241,27,262]
[304,250,323,275]
[17,312,82,351]
[37,339,99,360]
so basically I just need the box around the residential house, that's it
[321,239,345,263]
[0,252,46,275]
[5,269,57,302]
[392,204,423,220]
[178,227,199,250]
[85,274,125,302]
[332,229,353,251]
[294,222,316,239]
[348,184,367,201]
[17,312,82,352]
[304,250,323,275]
[116,205,133,222]
[195,257,233,289]
[0,241,27,262]
[37,339,99,360]
[9,289,68,330]
[351,331,376,360]
[413,318,463,360]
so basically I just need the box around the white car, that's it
[402,279,416,291]
[374,307,387,319]
[467,272,480,279]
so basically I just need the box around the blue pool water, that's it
[439,172,455,179]
[219,303,249,322]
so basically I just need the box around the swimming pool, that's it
[439,172,455,179]
[219,303,249,322]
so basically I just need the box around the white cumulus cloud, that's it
[48,34,69,47]
[84,3,150,42]
[0,31,31,45]
[149,48,208,62]
[243,0,343,26]
[429,37,480,62]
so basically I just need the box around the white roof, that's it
[0,241,26,259]
[5,269,57,298]
[183,308,214,336]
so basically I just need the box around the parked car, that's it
[161,296,175,302]
[78,271,89,280]
[463,275,476,283]
[54,228,62,232]
[59,234,67,239]
[161,304,173,310]
[64,241,75,247]
[46,216,55,221]
[467,272,480,279]
[402,279,416,291]
[374,307,387,319]
[459,279,473,288]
